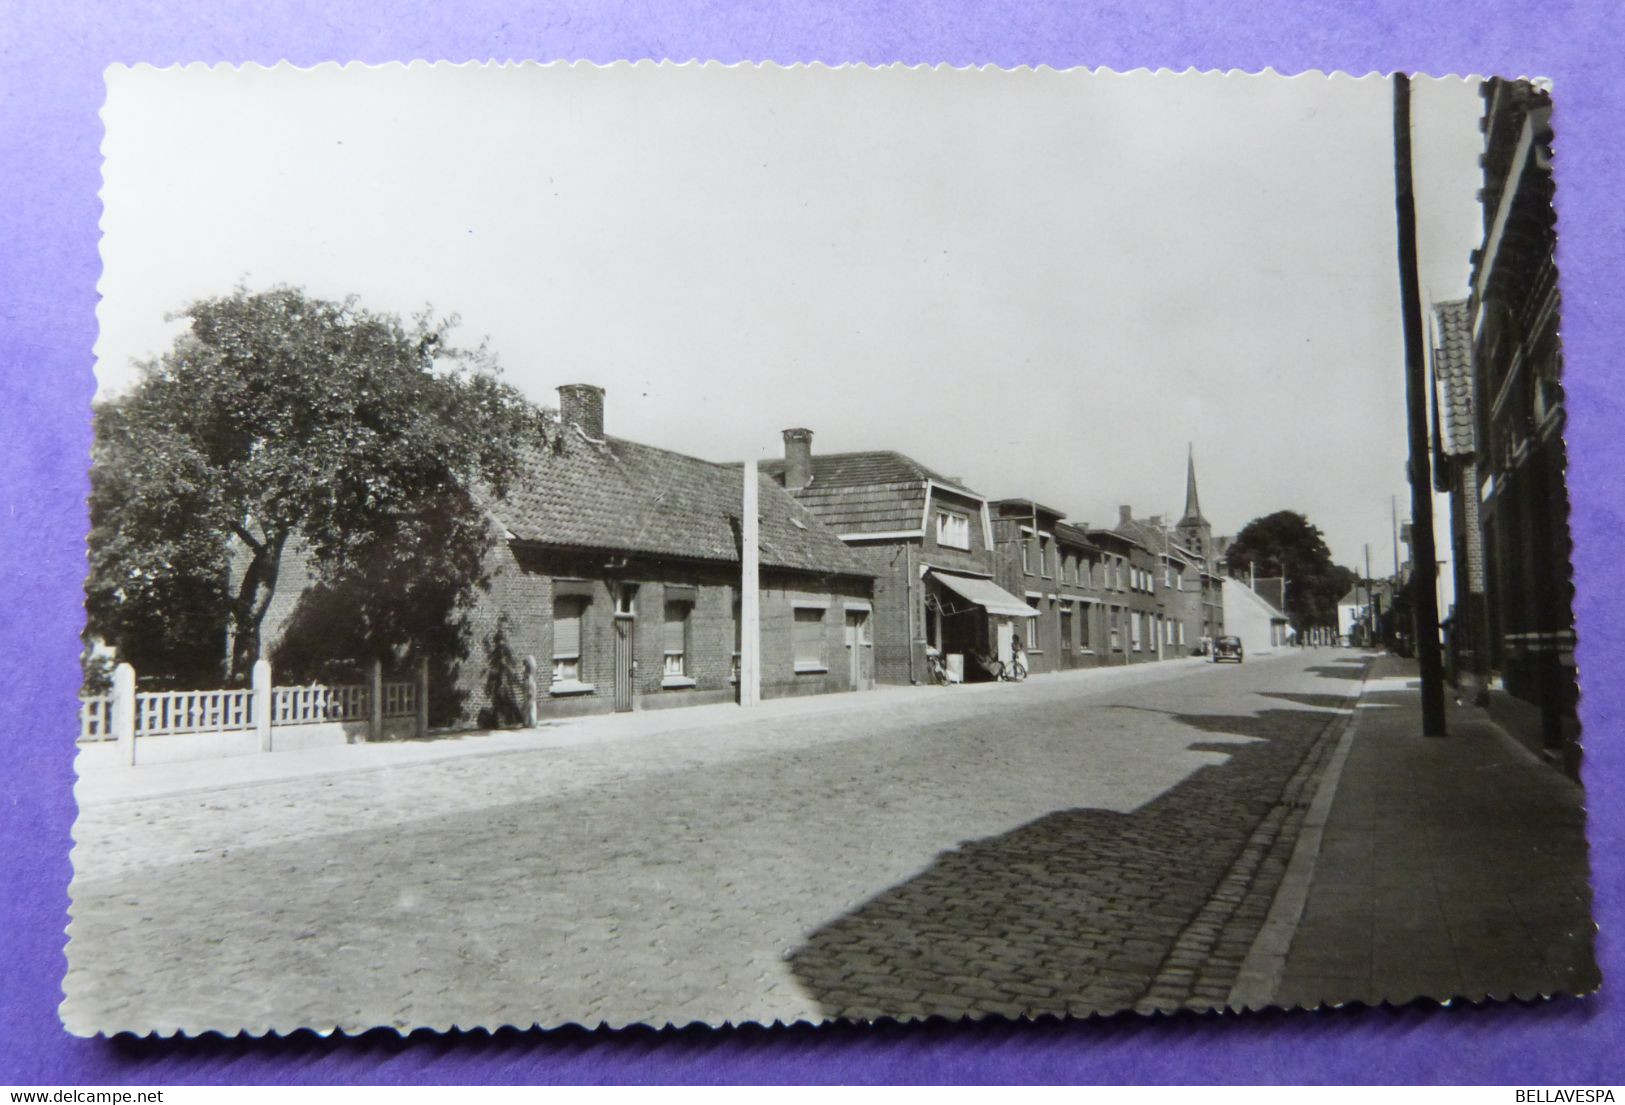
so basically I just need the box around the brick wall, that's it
[1462,460,1486,593]
[846,543,917,685]
[473,549,876,722]
[232,531,875,729]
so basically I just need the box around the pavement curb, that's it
[1225,656,1373,1011]
[74,656,1218,807]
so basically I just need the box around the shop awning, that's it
[930,570,1039,619]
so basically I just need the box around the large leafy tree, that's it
[87,285,549,685]
[1223,510,1357,632]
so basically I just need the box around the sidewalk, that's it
[74,654,1216,806]
[1262,654,1598,1007]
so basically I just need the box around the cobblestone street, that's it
[66,651,1365,1034]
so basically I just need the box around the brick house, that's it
[1113,510,1207,658]
[1054,522,1112,670]
[1104,510,1172,662]
[1430,298,1488,692]
[245,385,877,727]
[761,432,1035,684]
[1223,576,1292,654]
[991,500,1114,673]
[1084,525,1159,665]
[1465,78,1578,770]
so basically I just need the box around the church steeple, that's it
[1180,444,1207,526]
[1175,444,1213,569]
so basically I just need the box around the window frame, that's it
[661,598,696,688]
[935,509,971,551]
[792,604,828,673]
[550,592,595,695]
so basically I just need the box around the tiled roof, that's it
[1088,527,1145,553]
[1252,576,1287,613]
[1116,517,1205,565]
[992,498,1068,521]
[763,450,965,490]
[491,426,873,578]
[1434,299,1476,455]
[1053,521,1100,552]
[760,451,986,536]
[1115,518,1166,554]
[1226,577,1289,622]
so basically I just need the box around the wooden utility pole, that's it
[740,459,762,707]
[1393,73,1448,736]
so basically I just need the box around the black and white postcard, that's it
[66,62,1594,1035]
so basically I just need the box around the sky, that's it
[97,63,1489,570]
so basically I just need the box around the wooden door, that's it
[845,611,871,690]
[613,616,634,712]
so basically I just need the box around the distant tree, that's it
[1223,510,1357,632]
[86,285,550,686]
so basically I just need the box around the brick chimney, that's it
[782,428,814,490]
[557,384,605,438]
[1119,504,1133,525]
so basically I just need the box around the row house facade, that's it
[1441,77,1579,772]
[1114,508,1221,656]
[762,432,1037,685]
[1089,524,1168,663]
[990,499,1209,673]
[242,386,879,728]
[990,501,1110,673]
[1432,298,1491,694]
[985,447,1232,676]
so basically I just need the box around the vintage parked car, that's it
[1213,635,1244,663]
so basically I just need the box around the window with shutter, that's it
[793,607,825,671]
[662,600,690,678]
[553,596,584,681]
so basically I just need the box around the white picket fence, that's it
[78,658,428,766]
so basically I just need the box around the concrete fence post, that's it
[253,658,273,753]
[415,655,430,739]
[369,658,383,742]
[112,662,136,767]
[522,655,538,728]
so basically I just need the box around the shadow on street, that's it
[1303,662,1369,681]
[785,702,1343,1021]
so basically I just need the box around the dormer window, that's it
[935,509,971,551]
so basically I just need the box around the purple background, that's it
[1,0,1620,1085]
